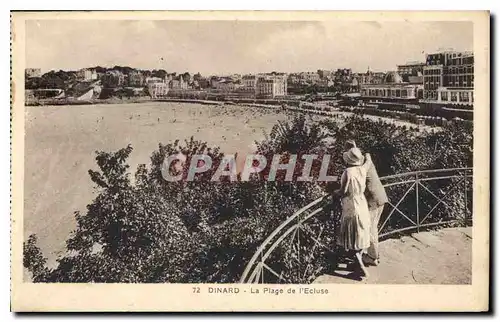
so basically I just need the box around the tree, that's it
[151,69,167,79]
[112,66,134,75]
[24,145,196,282]
[93,66,107,73]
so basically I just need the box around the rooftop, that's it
[384,71,403,84]
[398,61,425,67]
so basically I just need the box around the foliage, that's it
[24,114,473,283]
[25,70,77,90]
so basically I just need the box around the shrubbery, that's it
[24,114,473,283]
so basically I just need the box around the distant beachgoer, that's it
[334,148,372,278]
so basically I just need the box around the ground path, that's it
[285,105,439,132]
[313,227,472,284]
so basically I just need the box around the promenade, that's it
[313,227,472,284]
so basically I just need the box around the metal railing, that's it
[239,167,472,284]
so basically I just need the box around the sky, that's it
[25,20,473,75]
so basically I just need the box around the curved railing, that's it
[239,167,472,284]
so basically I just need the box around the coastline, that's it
[25,96,472,130]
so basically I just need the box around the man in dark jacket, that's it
[344,140,388,266]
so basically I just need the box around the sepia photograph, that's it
[10,11,490,311]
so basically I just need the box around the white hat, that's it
[343,147,364,166]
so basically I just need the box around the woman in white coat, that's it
[335,147,373,278]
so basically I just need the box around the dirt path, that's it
[313,227,472,284]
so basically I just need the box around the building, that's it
[231,74,243,82]
[181,73,192,84]
[193,78,210,89]
[397,61,425,76]
[193,73,203,81]
[422,50,474,108]
[146,76,165,84]
[215,79,239,92]
[255,73,287,98]
[287,73,302,85]
[242,75,257,92]
[209,76,221,89]
[255,79,275,98]
[300,72,321,84]
[434,86,474,107]
[165,73,176,82]
[317,70,333,79]
[77,68,98,81]
[178,75,188,89]
[168,75,189,90]
[128,71,145,87]
[360,71,423,108]
[353,69,386,86]
[317,78,335,88]
[148,82,169,99]
[169,79,180,89]
[25,68,41,78]
[334,68,353,82]
[352,73,369,86]
[371,72,386,84]
[101,70,125,88]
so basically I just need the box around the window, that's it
[441,91,448,101]
[451,92,458,102]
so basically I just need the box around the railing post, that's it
[463,170,468,224]
[265,182,268,204]
[297,214,300,282]
[260,252,264,284]
[416,172,420,232]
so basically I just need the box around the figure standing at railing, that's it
[334,147,373,279]
[345,140,389,267]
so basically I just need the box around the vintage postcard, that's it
[10,11,490,312]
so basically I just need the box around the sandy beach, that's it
[24,102,295,265]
